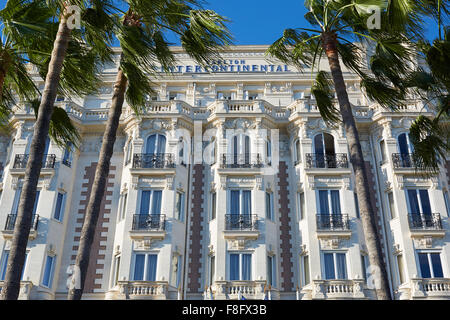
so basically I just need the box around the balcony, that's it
[2,214,39,240]
[408,213,445,238]
[129,214,166,241]
[301,279,369,300]
[220,154,265,169]
[0,281,34,300]
[391,153,427,170]
[305,153,349,169]
[316,214,352,239]
[12,154,56,170]
[207,280,277,300]
[397,278,450,299]
[115,281,169,300]
[132,153,175,169]
[223,214,259,242]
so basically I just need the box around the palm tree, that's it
[68,0,232,300]
[0,0,115,300]
[403,2,449,173]
[267,0,429,300]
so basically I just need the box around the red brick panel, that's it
[71,163,116,293]
[277,161,294,292]
[187,164,204,293]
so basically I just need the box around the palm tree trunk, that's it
[67,59,127,300]
[321,32,391,300]
[0,17,71,300]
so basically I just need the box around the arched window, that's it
[313,133,335,168]
[146,134,166,155]
[232,134,250,165]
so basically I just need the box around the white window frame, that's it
[416,251,445,279]
[52,191,66,222]
[228,252,252,281]
[131,252,158,281]
[41,254,56,288]
[405,188,433,214]
[321,251,348,280]
[175,191,185,221]
[316,189,342,214]
[266,192,274,220]
[228,189,252,215]
[138,189,163,215]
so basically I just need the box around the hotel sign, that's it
[159,59,291,74]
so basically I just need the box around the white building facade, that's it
[0,46,449,300]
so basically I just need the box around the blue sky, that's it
[0,0,440,45]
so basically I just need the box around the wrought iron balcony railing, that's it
[62,158,72,168]
[4,214,39,231]
[220,154,265,169]
[13,154,56,169]
[316,214,350,231]
[132,153,175,169]
[225,214,258,231]
[306,153,349,169]
[132,214,166,231]
[392,153,418,168]
[408,213,443,230]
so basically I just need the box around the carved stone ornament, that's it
[228,239,251,250]
[319,237,341,250]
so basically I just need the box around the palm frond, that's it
[312,70,340,125]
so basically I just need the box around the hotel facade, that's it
[0,46,449,300]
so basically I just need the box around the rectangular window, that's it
[140,190,162,215]
[53,192,66,221]
[302,255,310,286]
[210,256,215,285]
[443,191,450,217]
[299,192,305,220]
[418,253,443,278]
[176,192,185,221]
[354,192,360,219]
[397,255,405,284]
[361,255,369,283]
[380,140,387,163]
[229,253,252,281]
[121,193,128,220]
[266,192,274,220]
[318,190,341,215]
[42,255,56,288]
[0,251,28,281]
[267,256,276,287]
[210,192,216,220]
[407,189,432,215]
[112,255,121,287]
[388,192,396,219]
[133,253,158,281]
[323,252,347,280]
[229,190,252,215]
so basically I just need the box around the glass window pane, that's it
[324,253,335,280]
[211,193,216,220]
[54,193,64,220]
[303,256,310,285]
[230,254,239,280]
[430,254,443,278]
[418,253,431,278]
[242,254,251,280]
[157,135,166,154]
[42,256,54,287]
[242,191,251,216]
[267,256,273,286]
[419,190,432,215]
[354,193,360,218]
[32,190,40,215]
[407,190,420,214]
[146,255,157,281]
[146,135,156,154]
[140,191,151,215]
[336,253,347,279]
[319,191,330,214]
[133,254,145,280]
[230,191,240,214]
[330,190,341,215]
[0,251,9,280]
[151,191,162,215]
